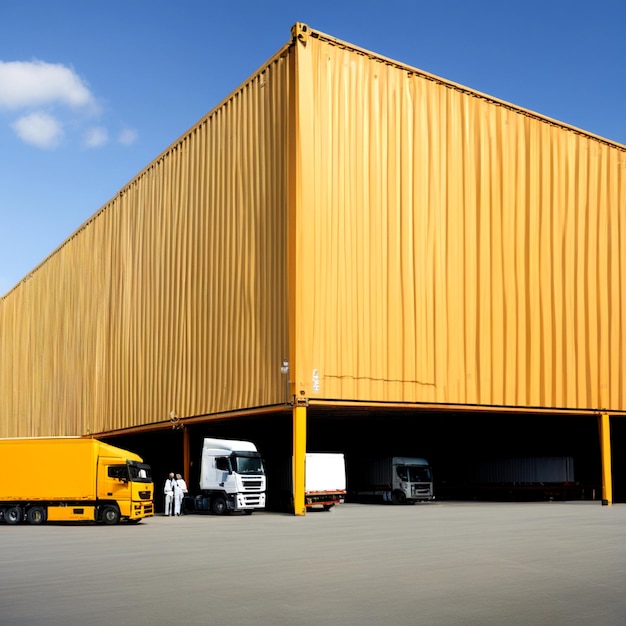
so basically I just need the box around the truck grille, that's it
[243,495,264,506]
[138,491,152,500]
[411,484,432,496]
[242,479,263,491]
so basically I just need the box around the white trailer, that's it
[304,453,346,510]
[185,438,266,515]
[270,452,346,512]
[355,456,434,504]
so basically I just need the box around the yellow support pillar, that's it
[292,404,307,516]
[183,427,190,485]
[598,412,612,506]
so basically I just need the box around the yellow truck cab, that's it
[0,437,153,525]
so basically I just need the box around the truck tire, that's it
[211,497,227,515]
[100,505,121,524]
[323,504,335,511]
[26,506,47,525]
[5,506,23,525]
[392,491,406,505]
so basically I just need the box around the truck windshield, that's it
[397,465,432,482]
[232,454,264,475]
[128,462,152,483]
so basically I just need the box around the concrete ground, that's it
[1,501,626,625]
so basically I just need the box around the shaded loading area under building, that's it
[105,406,623,513]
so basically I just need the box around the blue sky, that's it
[1,0,625,296]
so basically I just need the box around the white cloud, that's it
[0,60,97,111]
[11,112,63,149]
[118,127,138,146]
[83,126,108,148]
[0,59,135,151]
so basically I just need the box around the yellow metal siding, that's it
[293,33,625,412]
[0,52,290,437]
[1,25,625,441]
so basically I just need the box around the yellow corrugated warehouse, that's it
[1,24,624,511]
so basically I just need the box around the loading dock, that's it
[104,405,615,514]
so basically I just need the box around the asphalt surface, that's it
[1,501,626,625]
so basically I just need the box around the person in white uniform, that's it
[164,472,176,516]
[174,473,188,516]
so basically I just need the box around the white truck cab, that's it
[189,438,266,515]
[355,456,434,504]
[386,456,433,504]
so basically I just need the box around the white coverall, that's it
[174,477,188,516]
[164,477,176,516]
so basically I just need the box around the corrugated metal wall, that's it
[2,24,625,440]
[293,29,625,412]
[0,48,291,438]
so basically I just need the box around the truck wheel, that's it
[5,506,23,525]
[101,505,121,524]
[392,491,406,505]
[211,497,227,515]
[26,506,47,525]
[323,504,335,511]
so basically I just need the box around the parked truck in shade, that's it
[184,438,266,515]
[353,457,434,504]
[269,452,347,512]
[0,437,154,524]
[304,453,347,510]
[460,456,581,501]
